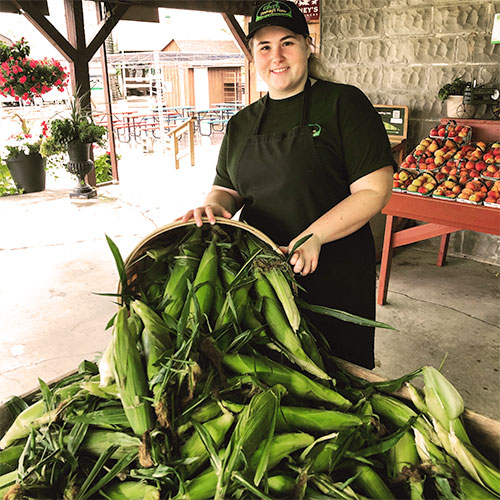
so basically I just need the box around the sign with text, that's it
[375,105,408,139]
[293,0,319,22]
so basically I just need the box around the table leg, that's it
[437,234,450,267]
[377,214,397,306]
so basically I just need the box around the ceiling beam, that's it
[221,13,252,62]
[12,0,77,61]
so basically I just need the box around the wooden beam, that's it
[12,0,77,61]
[221,13,252,62]
[0,0,48,15]
[86,4,130,60]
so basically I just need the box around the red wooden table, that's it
[377,192,500,305]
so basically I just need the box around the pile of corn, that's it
[1,223,499,500]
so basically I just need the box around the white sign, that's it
[492,13,500,44]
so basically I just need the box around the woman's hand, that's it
[280,232,323,276]
[180,203,232,227]
[178,185,244,227]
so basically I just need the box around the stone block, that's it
[321,40,360,65]
[333,10,384,38]
[321,0,386,12]
[358,39,408,64]
[329,66,387,90]
[433,4,491,35]
[410,36,457,64]
[385,8,433,36]
[387,66,429,92]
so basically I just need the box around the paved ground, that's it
[1,138,499,424]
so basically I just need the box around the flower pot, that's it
[6,152,46,193]
[66,141,97,199]
[446,95,477,119]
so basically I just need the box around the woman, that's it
[181,0,396,369]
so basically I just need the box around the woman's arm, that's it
[181,185,245,227]
[285,165,394,275]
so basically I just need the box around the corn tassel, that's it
[112,307,154,436]
[222,353,351,409]
[253,267,329,380]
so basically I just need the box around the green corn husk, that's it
[132,300,172,347]
[112,307,154,436]
[457,475,500,499]
[276,406,368,433]
[0,381,81,449]
[101,480,160,500]
[181,412,234,476]
[99,335,116,387]
[211,273,226,325]
[78,429,141,460]
[178,400,222,436]
[387,431,425,500]
[216,385,286,499]
[188,236,219,324]
[253,267,329,381]
[163,228,204,320]
[0,445,24,475]
[65,405,130,429]
[248,432,314,473]
[353,464,396,500]
[173,467,218,500]
[422,366,464,430]
[81,378,119,399]
[0,470,17,497]
[222,353,351,409]
[268,474,296,495]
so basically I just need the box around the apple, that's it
[465,160,476,170]
[407,184,418,192]
[418,186,428,194]
[475,161,486,172]
[483,153,495,164]
[485,196,499,204]
[452,185,462,194]
[438,128,446,137]
[458,192,469,199]
[469,194,481,202]
[424,182,436,191]
[430,128,438,136]
[487,190,500,200]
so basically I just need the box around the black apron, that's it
[235,80,376,369]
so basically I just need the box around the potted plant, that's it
[437,77,476,118]
[0,37,68,103]
[43,93,108,198]
[0,114,58,193]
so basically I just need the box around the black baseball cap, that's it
[247,0,309,40]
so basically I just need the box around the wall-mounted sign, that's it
[294,0,319,22]
[492,13,500,44]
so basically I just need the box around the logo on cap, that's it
[255,1,293,22]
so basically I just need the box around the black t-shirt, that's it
[214,79,397,193]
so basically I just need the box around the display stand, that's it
[378,118,500,306]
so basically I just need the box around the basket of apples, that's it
[393,169,417,191]
[432,175,461,201]
[406,171,438,196]
[480,142,500,181]
[429,120,472,144]
[456,178,489,205]
[484,180,500,208]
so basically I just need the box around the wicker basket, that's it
[122,217,282,295]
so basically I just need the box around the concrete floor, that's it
[1,140,499,424]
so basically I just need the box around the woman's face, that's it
[251,26,311,99]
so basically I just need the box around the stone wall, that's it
[320,0,500,265]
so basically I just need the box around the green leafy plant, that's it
[42,93,108,155]
[438,77,470,102]
[94,151,120,184]
[0,159,23,196]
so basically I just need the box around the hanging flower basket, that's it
[0,37,68,102]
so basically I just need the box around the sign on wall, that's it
[293,0,319,22]
[492,13,500,44]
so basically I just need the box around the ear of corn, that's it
[172,468,218,500]
[99,336,116,387]
[181,412,234,477]
[0,382,81,449]
[276,406,368,433]
[222,353,351,409]
[163,228,204,320]
[267,474,296,495]
[188,236,219,326]
[101,480,160,500]
[457,475,500,499]
[248,432,314,473]
[422,366,464,429]
[112,307,154,436]
[0,470,17,497]
[78,429,141,459]
[253,268,329,381]
[353,464,396,500]
[132,299,172,348]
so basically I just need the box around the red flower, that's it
[19,75,27,84]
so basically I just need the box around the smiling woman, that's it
[180,0,396,369]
